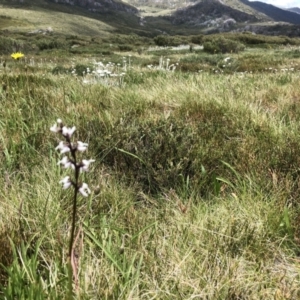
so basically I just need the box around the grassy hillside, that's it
[222,0,270,20]
[0,0,151,36]
[0,7,114,36]
[0,34,300,298]
[1,0,300,37]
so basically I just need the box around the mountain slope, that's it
[48,0,138,14]
[0,0,150,36]
[0,0,138,14]
[287,7,300,14]
[1,0,300,37]
[220,0,270,20]
[170,0,258,27]
[131,0,300,27]
[240,0,300,24]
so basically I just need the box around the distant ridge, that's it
[1,0,300,36]
[240,0,300,24]
[170,0,258,26]
[287,7,300,14]
[1,0,138,14]
[48,0,138,14]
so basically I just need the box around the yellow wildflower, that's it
[11,52,24,60]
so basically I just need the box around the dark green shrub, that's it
[36,39,65,51]
[215,33,300,47]
[203,37,245,54]
[51,65,69,75]
[177,54,233,73]
[153,35,187,47]
[107,34,152,46]
[234,33,269,45]
[118,44,133,51]
[72,64,94,77]
[190,34,204,45]
[287,49,300,58]
[101,50,112,55]
[154,35,171,47]
[0,36,28,55]
[68,39,87,46]
[180,63,203,73]
[137,47,144,55]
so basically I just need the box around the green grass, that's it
[0,40,300,299]
[0,6,114,36]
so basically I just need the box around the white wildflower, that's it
[62,126,76,138]
[57,156,74,169]
[59,176,72,189]
[79,183,91,197]
[80,159,95,172]
[77,141,88,152]
[56,141,71,154]
[50,119,63,133]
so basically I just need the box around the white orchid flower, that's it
[77,141,88,152]
[79,183,91,197]
[80,159,95,172]
[59,176,72,189]
[62,126,76,138]
[50,119,63,133]
[55,141,71,154]
[57,156,74,169]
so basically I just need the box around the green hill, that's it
[1,0,300,37]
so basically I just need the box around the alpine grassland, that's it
[1,29,300,299]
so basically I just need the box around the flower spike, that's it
[51,118,95,266]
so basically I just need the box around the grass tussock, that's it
[0,41,300,299]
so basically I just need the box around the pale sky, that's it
[249,0,300,8]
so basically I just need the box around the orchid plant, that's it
[50,118,94,288]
